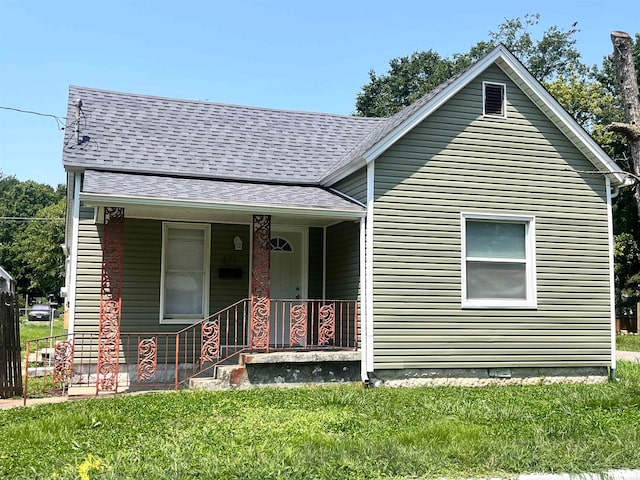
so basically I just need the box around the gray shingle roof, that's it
[322,75,459,179]
[83,170,364,213]
[63,86,384,185]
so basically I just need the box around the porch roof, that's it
[81,170,365,220]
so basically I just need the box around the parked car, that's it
[28,304,50,321]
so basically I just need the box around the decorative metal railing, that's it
[23,298,358,404]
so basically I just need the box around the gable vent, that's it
[483,82,505,117]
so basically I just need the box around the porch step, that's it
[189,365,248,390]
[189,350,361,390]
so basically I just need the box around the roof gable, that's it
[321,45,627,188]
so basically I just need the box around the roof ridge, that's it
[69,85,385,121]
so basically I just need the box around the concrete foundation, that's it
[370,366,609,387]
[241,350,360,386]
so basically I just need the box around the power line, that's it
[0,106,67,130]
[0,217,64,222]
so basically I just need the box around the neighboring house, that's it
[61,45,630,390]
[0,266,15,294]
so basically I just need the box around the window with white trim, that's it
[461,213,536,308]
[483,82,506,118]
[160,223,210,323]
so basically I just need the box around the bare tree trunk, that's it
[607,31,640,220]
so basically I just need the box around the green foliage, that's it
[617,334,640,351]
[614,233,640,314]
[355,14,585,117]
[2,369,640,479]
[545,74,620,133]
[13,198,66,295]
[20,317,66,355]
[0,175,65,296]
[356,50,466,118]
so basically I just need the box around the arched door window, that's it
[269,237,293,252]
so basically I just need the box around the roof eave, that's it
[79,192,365,220]
[321,156,367,187]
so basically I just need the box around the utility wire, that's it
[0,217,64,222]
[0,105,67,130]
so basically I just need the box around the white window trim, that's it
[482,81,507,118]
[461,212,537,309]
[160,222,211,324]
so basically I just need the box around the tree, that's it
[355,50,461,118]
[0,176,65,296]
[614,233,640,315]
[355,14,586,117]
[605,32,640,224]
[12,198,66,297]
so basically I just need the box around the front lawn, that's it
[20,317,66,354]
[617,334,640,352]
[2,362,640,479]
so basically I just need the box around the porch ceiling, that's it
[80,170,364,227]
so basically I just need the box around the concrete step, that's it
[189,365,247,390]
[189,377,229,390]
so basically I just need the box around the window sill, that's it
[462,300,537,309]
[482,113,507,120]
[160,318,205,325]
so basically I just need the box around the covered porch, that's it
[39,170,365,396]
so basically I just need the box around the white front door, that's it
[270,230,305,346]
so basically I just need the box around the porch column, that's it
[250,215,271,349]
[97,207,124,392]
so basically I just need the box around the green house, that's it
[61,45,629,390]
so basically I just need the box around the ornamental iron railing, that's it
[23,298,358,404]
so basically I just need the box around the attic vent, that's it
[483,82,506,117]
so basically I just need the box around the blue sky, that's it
[1,0,639,187]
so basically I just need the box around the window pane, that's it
[466,221,525,259]
[166,228,205,270]
[467,261,526,299]
[164,272,204,315]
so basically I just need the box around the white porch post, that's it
[67,172,82,335]
[365,160,375,375]
[606,177,617,378]
[359,216,367,381]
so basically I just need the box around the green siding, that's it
[328,168,365,304]
[326,221,360,301]
[74,207,102,333]
[209,223,250,313]
[74,214,250,334]
[120,219,163,333]
[308,227,324,299]
[332,167,367,205]
[372,64,612,369]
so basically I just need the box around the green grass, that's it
[617,334,640,352]
[20,317,66,354]
[2,362,640,479]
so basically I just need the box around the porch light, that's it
[233,236,243,251]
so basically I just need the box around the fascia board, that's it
[79,192,365,220]
[0,266,12,281]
